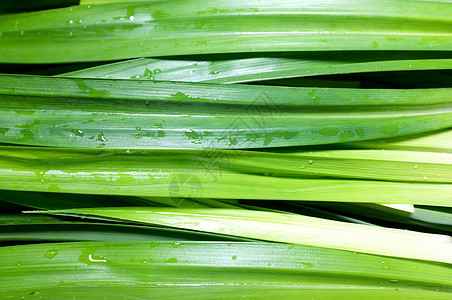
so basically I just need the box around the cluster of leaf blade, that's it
[0,0,451,299]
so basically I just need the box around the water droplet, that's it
[135,126,141,131]
[88,253,107,263]
[288,244,295,249]
[308,160,313,164]
[69,20,74,25]
[69,32,73,37]
[72,129,84,137]
[44,249,59,259]
[423,176,428,180]
[129,16,134,21]
[20,30,25,36]
[390,279,399,283]
[97,133,108,142]
[232,255,237,260]
[172,241,181,248]
[414,164,418,169]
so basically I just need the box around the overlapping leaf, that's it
[1,74,451,149]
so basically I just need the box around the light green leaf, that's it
[347,129,452,153]
[2,287,451,300]
[2,146,452,205]
[31,208,452,263]
[61,54,452,84]
[0,214,252,242]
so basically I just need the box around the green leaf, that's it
[347,129,452,153]
[31,208,452,263]
[1,241,452,295]
[1,74,451,149]
[2,146,452,205]
[2,287,452,300]
[1,0,452,63]
[304,202,452,234]
[0,214,63,225]
[61,54,452,84]
[0,190,144,210]
[0,214,252,242]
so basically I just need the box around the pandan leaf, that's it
[31,208,452,263]
[1,0,452,63]
[1,74,451,149]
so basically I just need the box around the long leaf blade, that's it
[1,241,452,294]
[1,0,452,63]
[31,208,452,263]
[61,55,452,84]
[2,146,452,205]
[1,74,451,149]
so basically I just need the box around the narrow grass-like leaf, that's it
[348,129,452,153]
[2,287,451,300]
[1,241,452,295]
[302,202,452,234]
[2,146,452,205]
[372,204,414,214]
[412,207,452,228]
[61,54,452,84]
[1,0,452,63]
[1,74,451,149]
[137,196,241,208]
[0,214,252,242]
[32,208,452,263]
[0,214,63,225]
[0,190,144,209]
[0,189,240,210]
